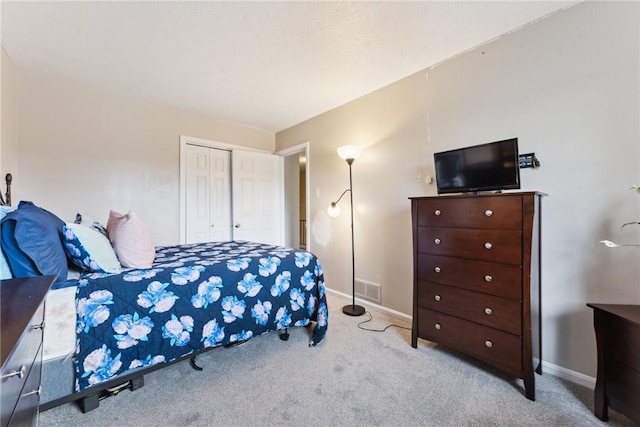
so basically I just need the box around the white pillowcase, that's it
[107,210,155,268]
[63,223,122,274]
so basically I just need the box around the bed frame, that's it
[41,324,295,413]
[0,173,11,206]
[6,173,319,413]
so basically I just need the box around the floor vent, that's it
[354,279,381,304]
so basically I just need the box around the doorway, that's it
[277,142,310,251]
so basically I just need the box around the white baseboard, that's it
[325,288,412,323]
[326,287,596,389]
[541,360,595,389]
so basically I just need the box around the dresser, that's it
[1,276,54,427]
[410,192,543,400]
[586,303,640,424]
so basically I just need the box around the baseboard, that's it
[326,287,597,390]
[541,360,596,389]
[325,288,412,323]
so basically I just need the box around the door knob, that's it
[234,223,241,228]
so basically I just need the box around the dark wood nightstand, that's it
[1,276,55,427]
[587,303,640,424]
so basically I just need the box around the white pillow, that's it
[107,210,155,268]
[0,205,16,279]
[74,212,107,236]
[0,252,13,280]
[62,223,121,273]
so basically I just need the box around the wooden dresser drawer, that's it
[604,314,640,372]
[605,360,640,423]
[417,283,522,335]
[8,344,42,427]
[417,227,522,265]
[1,303,44,419]
[417,307,522,372]
[416,196,522,230]
[417,253,522,299]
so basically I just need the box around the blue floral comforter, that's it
[74,240,328,391]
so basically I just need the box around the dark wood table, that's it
[586,303,640,424]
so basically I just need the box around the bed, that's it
[0,180,327,412]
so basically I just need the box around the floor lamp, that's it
[328,145,366,317]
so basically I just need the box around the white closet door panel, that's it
[209,148,232,241]
[232,150,283,246]
[186,145,212,243]
[185,144,231,243]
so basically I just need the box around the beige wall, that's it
[10,70,274,245]
[277,1,640,380]
[1,47,18,195]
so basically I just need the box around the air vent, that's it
[354,279,381,304]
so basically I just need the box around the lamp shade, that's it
[327,203,341,218]
[337,145,363,162]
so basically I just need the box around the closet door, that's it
[232,149,284,246]
[185,145,232,243]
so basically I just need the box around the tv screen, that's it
[434,138,520,194]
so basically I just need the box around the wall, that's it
[12,70,275,245]
[276,1,640,380]
[1,48,18,194]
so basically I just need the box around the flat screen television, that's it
[434,138,520,194]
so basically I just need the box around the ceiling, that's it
[1,1,576,133]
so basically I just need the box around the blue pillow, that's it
[0,201,68,280]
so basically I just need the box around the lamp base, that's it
[342,304,366,316]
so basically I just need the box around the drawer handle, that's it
[434,238,441,245]
[434,209,442,216]
[485,209,493,217]
[485,340,493,348]
[484,308,493,315]
[484,242,493,250]
[434,323,442,330]
[434,295,441,301]
[434,266,441,273]
[1,365,26,379]
[484,275,493,282]
[22,386,41,397]
[30,321,45,330]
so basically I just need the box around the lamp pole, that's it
[343,158,365,316]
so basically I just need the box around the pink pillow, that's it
[106,210,155,268]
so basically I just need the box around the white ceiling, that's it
[1,1,575,132]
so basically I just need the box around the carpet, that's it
[39,294,634,426]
